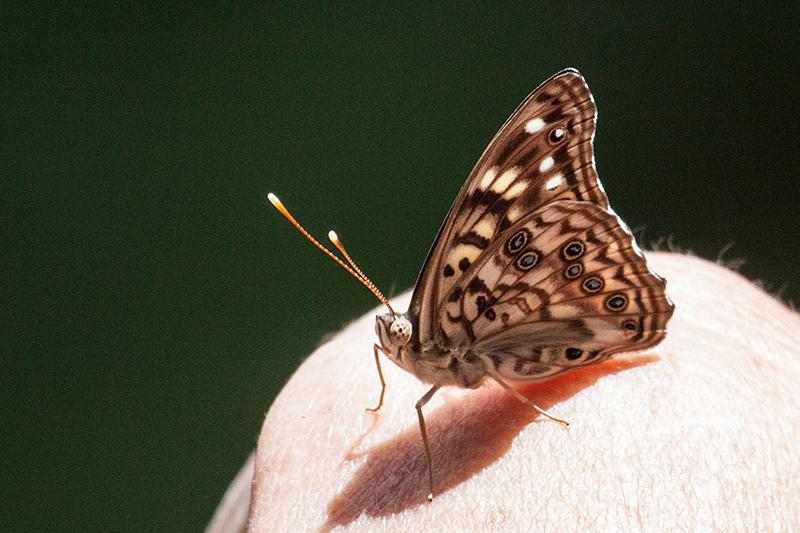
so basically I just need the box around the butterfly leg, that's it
[415,385,440,501]
[490,375,569,427]
[366,344,388,412]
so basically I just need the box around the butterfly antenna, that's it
[327,230,394,312]
[268,193,396,315]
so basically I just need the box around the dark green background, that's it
[3,2,798,531]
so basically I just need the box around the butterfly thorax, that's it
[375,312,488,389]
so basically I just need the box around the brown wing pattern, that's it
[410,69,613,348]
[436,200,673,380]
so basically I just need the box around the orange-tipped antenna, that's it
[268,193,395,315]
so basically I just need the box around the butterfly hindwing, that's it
[433,200,672,382]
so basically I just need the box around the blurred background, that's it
[3,2,798,531]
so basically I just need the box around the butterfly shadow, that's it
[320,353,658,531]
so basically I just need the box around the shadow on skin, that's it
[322,352,658,531]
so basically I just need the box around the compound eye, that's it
[389,317,412,346]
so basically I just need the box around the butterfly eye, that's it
[562,240,585,261]
[565,263,583,278]
[582,276,604,292]
[389,316,412,346]
[605,294,628,311]
[548,127,566,144]
[565,347,583,360]
[507,230,529,254]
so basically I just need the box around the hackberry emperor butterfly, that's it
[270,68,674,501]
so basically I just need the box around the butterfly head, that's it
[375,313,412,357]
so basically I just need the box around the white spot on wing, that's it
[502,180,527,200]
[545,174,563,191]
[446,245,481,269]
[525,118,545,133]
[506,206,523,222]
[473,219,495,239]
[539,157,554,173]
[478,167,498,191]
[490,168,520,193]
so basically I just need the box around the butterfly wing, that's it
[440,200,674,382]
[409,69,613,349]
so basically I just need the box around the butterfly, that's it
[269,68,674,501]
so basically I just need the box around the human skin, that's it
[248,253,800,532]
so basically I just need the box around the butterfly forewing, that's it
[411,69,619,350]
